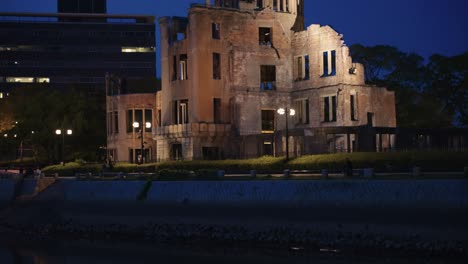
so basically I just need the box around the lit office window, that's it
[37,77,50,83]
[121,47,155,53]
[6,77,34,83]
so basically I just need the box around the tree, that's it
[349,44,465,127]
[426,53,468,127]
[4,84,106,163]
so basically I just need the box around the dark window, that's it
[322,51,329,76]
[171,144,183,160]
[179,100,188,124]
[213,53,221,80]
[145,109,152,132]
[350,95,357,121]
[260,65,276,91]
[261,110,275,132]
[259,27,272,46]
[114,111,119,134]
[126,109,133,133]
[129,149,134,163]
[180,54,188,80]
[304,55,310,80]
[172,101,178,124]
[212,23,220,39]
[202,147,220,160]
[331,50,336,76]
[135,109,143,128]
[324,97,330,122]
[323,96,337,122]
[172,56,177,81]
[297,57,303,80]
[213,98,221,123]
[263,140,273,156]
[157,109,162,126]
[331,96,337,121]
[173,100,189,124]
[367,112,374,127]
[295,99,310,125]
[107,112,111,135]
[323,51,336,77]
[256,0,263,8]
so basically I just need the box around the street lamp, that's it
[133,122,151,164]
[55,129,72,164]
[277,107,295,160]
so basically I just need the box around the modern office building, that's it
[0,8,155,98]
[58,0,107,14]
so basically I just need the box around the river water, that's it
[0,237,464,264]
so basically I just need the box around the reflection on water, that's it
[0,238,464,264]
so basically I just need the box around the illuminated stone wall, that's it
[155,1,396,160]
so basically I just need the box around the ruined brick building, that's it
[107,0,397,162]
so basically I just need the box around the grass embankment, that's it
[41,152,468,177]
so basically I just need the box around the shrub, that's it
[157,169,194,180]
[288,151,468,172]
[42,162,101,176]
[157,156,285,172]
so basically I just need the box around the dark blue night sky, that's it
[2,0,467,77]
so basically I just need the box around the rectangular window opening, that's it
[259,27,272,46]
[145,109,152,132]
[323,96,337,122]
[261,109,275,133]
[213,98,221,124]
[322,52,329,77]
[331,50,336,76]
[350,94,357,121]
[256,0,264,9]
[126,109,133,133]
[171,144,183,160]
[212,23,220,39]
[213,53,221,80]
[297,56,303,81]
[180,54,188,80]
[173,100,189,125]
[202,147,220,160]
[172,56,177,81]
[260,65,276,91]
[114,111,119,134]
[304,55,310,80]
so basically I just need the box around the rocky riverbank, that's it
[1,201,467,259]
[1,178,467,259]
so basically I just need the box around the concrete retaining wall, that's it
[4,179,468,209]
[145,180,468,209]
[59,180,147,202]
[0,179,15,205]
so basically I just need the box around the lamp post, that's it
[133,122,151,164]
[55,129,72,164]
[277,107,295,161]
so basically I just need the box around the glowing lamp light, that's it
[277,108,285,115]
[55,129,62,135]
[133,122,140,128]
[289,109,296,116]
[145,122,152,129]
[67,129,73,135]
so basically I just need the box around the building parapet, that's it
[0,12,155,24]
[156,123,232,139]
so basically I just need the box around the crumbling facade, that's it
[106,74,158,163]
[109,0,396,162]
